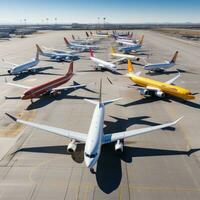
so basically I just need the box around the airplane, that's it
[6,62,90,103]
[36,44,80,62]
[90,31,109,38]
[126,60,195,100]
[64,37,99,52]
[110,47,140,62]
[144,51,178,72]
[2,48,40,75]
[118,35,144,53]
[89,48,121,73]
[5,80,183,173]
[71,34,97,45]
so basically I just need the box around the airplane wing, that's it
[6,82,31,89]
[165,72,181,85]
[5,113,87,142]
[102,117,183,144]
[52,84,87,92]
[111,57,126,64]
[128,85,160,92]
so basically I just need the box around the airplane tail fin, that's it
[35,45,40,61]
[112,35,117,40]
[72,35,75,40]
[84,79,121,106]
[36,44,43,54]
[89,48,95,57]
[66,62,73,76]
[128,59,134,73]
[127,59,141,76]
[64,37,70,46]
[139,35,144,45]
[170,51,179,63]
[111,46,116,54]
[86,32,89,38]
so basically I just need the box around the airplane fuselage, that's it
[9,59,39,75]
[40,51,79,61]
[22,73,73,100]
[111,53,139,61]
[129,74,195,100]
[84,103,105,169]
[90,57,117,72]
[144,61,175,71]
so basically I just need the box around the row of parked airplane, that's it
[5,30,195,173]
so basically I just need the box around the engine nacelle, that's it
[140,89,149,96]
[115,140,123,153]
[7,69,11,74]
[67,140,77,153]
[155,91,165,98]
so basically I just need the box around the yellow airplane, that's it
[126,60,195,100]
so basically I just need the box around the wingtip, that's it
[174,116,184,124]
[5,113,17,121]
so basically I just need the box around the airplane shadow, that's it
[96,144,200,194]
[26,82,97,110]
[15,143,85,163]
[0,66,62,81]
[15,142,200,194]
[117,95,200,109]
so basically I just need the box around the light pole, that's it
[103,17,106,29]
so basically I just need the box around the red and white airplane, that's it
[6,62,90,103]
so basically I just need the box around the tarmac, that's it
[0,30,200,200]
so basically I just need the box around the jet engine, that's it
[115,140,123,153]
[7,69,11,74]
[140,89,150,96]
[67,140,77,153]
[155,91,165,98]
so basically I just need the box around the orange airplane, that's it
[126,60,195,100]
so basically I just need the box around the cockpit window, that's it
[85,153,97,158]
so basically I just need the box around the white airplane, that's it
[118,35,144,53]
[144,51,179,72]
[5,80,183,173]
[89,48,122,73]
[2,49,40,75]
[36,44,80,62]
[71,34,97,45]
[110,47,140,62]
[64,37,99,52]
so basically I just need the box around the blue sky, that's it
[0,0,200,24]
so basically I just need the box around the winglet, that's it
[72,35,75,40]
[5,113,17,122]
[171,51,179,63]
[64,37,70,45]
[173,116,184,125]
